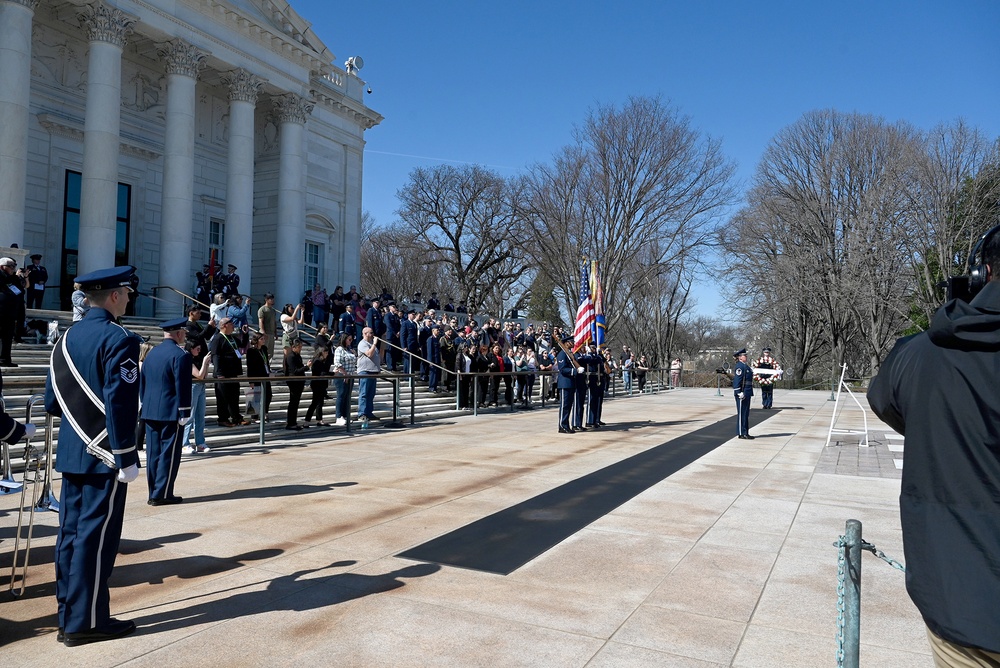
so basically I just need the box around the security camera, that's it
[366,86,372,94]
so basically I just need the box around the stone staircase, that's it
[0,309,485,472]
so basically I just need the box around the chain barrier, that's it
[834,524,906,668]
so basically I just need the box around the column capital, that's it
[4,0,39,11]
[79,2,136,48]
[223,68,264,104]
[273,93,314,125]
[158,39,207,79]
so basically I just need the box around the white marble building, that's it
[0,0,381,315]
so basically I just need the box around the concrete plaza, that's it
[0,388,930,666]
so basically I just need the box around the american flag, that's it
[573,264,595,352]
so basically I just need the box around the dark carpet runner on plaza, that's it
[398,410,780,575]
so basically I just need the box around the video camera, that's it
[945,224,1000,303]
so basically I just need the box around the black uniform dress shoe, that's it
[148,496,183,506]
[57,628,64,643]
[575,426,587,432]
[0,360,17,367]
[737,435,747,440]
[63,618,136,647]
[584,423,595,428]
[558,428,572,434]
[598,421,607,426]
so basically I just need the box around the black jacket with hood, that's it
[868,280,1000,652]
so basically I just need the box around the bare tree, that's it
[525,96,737,332]
[396,165,529,314]
[907,122,1000,324]
[723,110,921,378]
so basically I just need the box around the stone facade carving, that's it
[223,68,263,104]
[79,2,136,48]
[7,0,39,11]
[31,24,87,91]
[159,39,207,79]
[273,93,313,125]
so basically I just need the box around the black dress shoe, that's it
[585,423,595,428]
[558,428,572,434]
[147,496,183,506]
[745,434,755,439]
[737,435,746,440]
[0,360,17,367]
[57,628,64,643]
[63,618,136,647]
[598,421,606,426]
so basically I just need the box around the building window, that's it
[209,218,225,266]
[304,241,321,293]
[61,170,131,308]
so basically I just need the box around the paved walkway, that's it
[0,388,929,666]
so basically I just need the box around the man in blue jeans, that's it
[355,326,381,424]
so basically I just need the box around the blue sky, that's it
[294,0,1000,318]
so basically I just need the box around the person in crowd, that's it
[43,266,140,646]
[332,332,356,426]
[181,337,212,454]
[474,343,491,406]
[427,323,442,393]
[209,292,227,323]
[753,347,782,409]
[312,283,328,329]
[280,302,304,352]
[329,285,346,324]
[245,332,272,423]
[732,348,754,439]
[314,322,331,348]
[426,292,440,311]
[300,289,313,324]
[355,326,381,425]
[366,297,386,343]
[635,354,649,393]
[71,282,89,323]
[224,294,251,351]
[417,314,433,382]
[185,304,216,344]
[670,357,683,389]
[457,343,474,409]
[440,326,458,391]
[139,317,192,506]
[487,342,513,407]
[622,352,635,394]
[868,229,1000,662]
[26,253,48,309]
[305,344,332,426]
[256,293,277,361]
[210,317,247,427]
[282,338,309,430]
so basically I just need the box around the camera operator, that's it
[868,226,1000,664]
[223,293,251,351]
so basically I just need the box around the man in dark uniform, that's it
[573,346,596,431]
[400,309,418,374]
[221,263,240,297]
[555,336,578,433]
[732,348,754,439]
[584,344,604,428]
[44,266,141,646]
[0,256,26,366]
[753,347,782,409]
[140,317,192,506]
[26,253,48,309]
[210,317,247,427]
[382,302,401,371]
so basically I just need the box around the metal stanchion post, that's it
[843,519,862,668]
[258,379,266,445]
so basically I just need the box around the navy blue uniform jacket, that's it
[44,308,141,474]
[140,340,193,422]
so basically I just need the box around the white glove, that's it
[23,423,37,440]
[737,392,745,399]
[117,463,139,483]
[178,416,191,426]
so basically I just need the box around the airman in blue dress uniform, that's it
[732,348,755,439]
[44,266,141,646]
[573,346,597,431]
[140,317,192,506]
[555,336,578,433]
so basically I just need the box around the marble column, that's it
[157,40,205,313]
[222,68,262,300]
[77,2,134,274]
[273,93,312,305]
[0,0,37,246]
